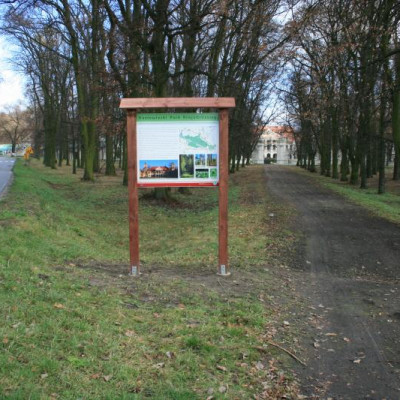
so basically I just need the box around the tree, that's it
[0,105,32,152]
[286,0,400,193]
[0,0,293,192]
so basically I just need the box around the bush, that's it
[264,157,276,164]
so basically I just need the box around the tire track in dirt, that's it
[264,165,400,399]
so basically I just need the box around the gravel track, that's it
[265,165,400,400]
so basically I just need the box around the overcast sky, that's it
[0,36,26,111]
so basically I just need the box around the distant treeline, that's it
[285,0,400,194]
[0,0,289,183]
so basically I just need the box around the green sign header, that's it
[137,113,219,122]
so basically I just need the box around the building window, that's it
[273,153,277,159]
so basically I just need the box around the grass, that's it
[0,160,301,399]
[292,166,400,224]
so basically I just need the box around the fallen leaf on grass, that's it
[2,337,9,344]
[343,337,351,343]
[218,385,227,393]
[125,330,135,337]
[103,375,112,382]
[177,304,185,309]
[255,361,265,370]
[53,303,65,309]
[216,365,227,372]
[325,333,337,337]
[41,373,48,379]
[313,342,320,349]
[153,362,165,369]
[166,351,175,359]
[353,359,361,364]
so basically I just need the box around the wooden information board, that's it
[120,97,236,276]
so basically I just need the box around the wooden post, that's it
[218,108,230,276]
[127,109,140,276]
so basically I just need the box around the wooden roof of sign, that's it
[120,97,236,109]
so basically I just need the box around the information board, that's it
[137,113,219,187]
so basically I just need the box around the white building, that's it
[251,126,297,165]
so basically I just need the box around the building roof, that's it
[149,166,168,172]
[261,126,295,142]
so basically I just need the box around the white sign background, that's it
[137,113,220,186]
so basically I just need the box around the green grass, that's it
[292,167,400,224]
[0,161,300,399]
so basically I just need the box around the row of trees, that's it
[0,0,292,184]
[285,0,400,193]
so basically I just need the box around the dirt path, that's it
[264,165,400,399]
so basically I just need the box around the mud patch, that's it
[74,260,277,299]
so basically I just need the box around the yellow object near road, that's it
[24,146,34,160]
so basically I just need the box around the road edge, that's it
[0,159,15,201]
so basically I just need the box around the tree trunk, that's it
[72,135,77,175]
[394,155,400,180]
[340,147,349,181]
[349,157,359,185]
[360,153,367,189]
[393,75,400,180]
[105,134,116,176]
[378,137,385,194]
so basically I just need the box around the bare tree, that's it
[0,104,32,152]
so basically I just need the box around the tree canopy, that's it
[0,0,399,194]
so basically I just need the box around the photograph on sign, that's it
[139,160,178,179]
[137,113,219,187]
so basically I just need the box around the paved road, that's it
[0,157,16,198]
[265,165,400,399]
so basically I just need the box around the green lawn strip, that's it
[0,161,300,399]
[292,166,400,224]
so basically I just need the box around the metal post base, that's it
[217,264,231,277]
[130,265,140,276]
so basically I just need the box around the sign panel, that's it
[137,113,219,187]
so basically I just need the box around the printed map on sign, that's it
[137,113,219,187]
[179,128,217,152]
